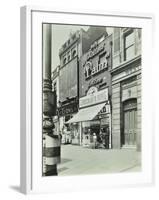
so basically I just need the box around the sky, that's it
[51,24,113,71]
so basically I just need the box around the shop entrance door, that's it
[123,99,137,146]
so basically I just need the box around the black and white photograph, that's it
[0,0,157,198]
[42,24,142,176]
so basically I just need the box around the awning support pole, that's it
[109,111,112,149]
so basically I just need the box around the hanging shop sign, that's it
[79,88,108,108]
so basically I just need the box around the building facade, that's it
[68,32,112,148]
[57,31,80,143]
[111,28,142,151]
[51,26,142,151]
[55,26,109,144]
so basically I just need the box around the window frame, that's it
[123,29,135,61]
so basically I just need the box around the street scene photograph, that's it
[42,23,142,176]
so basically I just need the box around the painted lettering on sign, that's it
[113,65,141,81]
[79,88,108,108]
[125,65,141,76]
[88,78,103,88]
[84,51,110,79]
[86,42,105,60]
[57,104,78,116]
[99,103,110,114]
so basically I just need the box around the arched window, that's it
[63,57,67,65]
[72,50,76,58]
[68,55,71,61]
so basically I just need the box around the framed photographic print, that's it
[20,6,154,194]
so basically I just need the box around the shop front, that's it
[57,98,78,144]
[66,88,111,149]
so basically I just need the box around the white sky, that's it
[51,24,113,70]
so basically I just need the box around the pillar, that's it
[111,83,121,149]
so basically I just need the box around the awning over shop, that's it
[66,103,106,123]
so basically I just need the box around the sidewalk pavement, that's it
[57,144,141,176]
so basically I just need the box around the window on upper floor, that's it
[124,30,135,61]
[53,82,57,91]
[114,28,120,54]
[72,49,77,58]
[137,29,141,40]
[63,57,67,65]
[68,55,71,62]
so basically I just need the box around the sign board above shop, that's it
[57,103,78,117]
[79,88,108,108]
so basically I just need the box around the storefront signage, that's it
[112,65,141,82]
[57,103,78,116]
[79,88,108,108]
[84,52,110,79]
[88,78,103,88]
[86,42,105,60]
[125,65,141,76]
[98,104,110,114]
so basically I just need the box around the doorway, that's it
[122,99,137,146]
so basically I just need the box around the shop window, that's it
[124,30,135,61]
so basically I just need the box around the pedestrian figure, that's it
[93,133,97,149]
[59,132,62,144]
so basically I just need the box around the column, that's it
[111,82,121,149]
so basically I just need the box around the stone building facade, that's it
[111,28,142,151]
[67,32,112,148]
[53,26,109,144]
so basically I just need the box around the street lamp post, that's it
[42,24,60,176]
